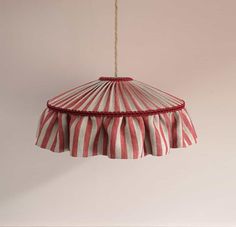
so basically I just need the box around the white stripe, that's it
[76,117,89,156]
[153,115,165,155]
[183,120,195,144]
[159,114,170,154]
[69,116,80,152]
[87,117,98,156]
[148,116,158,156]
[46,117,58,150]
[124,117,133,159]
[174,111,183,147]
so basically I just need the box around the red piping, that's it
[99,77,133,81]
[47,101,185,117]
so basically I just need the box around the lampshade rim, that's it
[47,101,185,117]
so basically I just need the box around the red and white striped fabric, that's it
[35,77,197,159]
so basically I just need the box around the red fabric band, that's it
[47,101,185,117]
[99,76,133,81]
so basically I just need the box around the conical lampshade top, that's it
[47,77,185,116]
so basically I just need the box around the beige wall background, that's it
[0,0,236,226]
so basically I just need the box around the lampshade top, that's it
[47,77,185,117]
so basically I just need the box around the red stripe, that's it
[122,83,143,111]
[50,132,58,152]
[36,110,54,145]
[114,83,120,112]
[103,83,113,112]
[92,117,103,155]
[171,113,178,148]
[162,113,171,142]
[183,130,192,145]
[143,141,148,156]
[117,82,132,111]
[110,118,120,158]
[92,82,111,111]
[41,110,54,125]
[126,83,151,109]
[41,114,58,148]
[136,116,145,156]
[128,117,139,158]
[143,116,152,156]
[69,114,77,126]
[83,118,92,157]
[102,117,112,155]
[182,132,186,147]
[120,119,128,159]
[71,117,83,157]
[102,128,107,155]
[58,113,64,152]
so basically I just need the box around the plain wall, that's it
[0,0,236,226]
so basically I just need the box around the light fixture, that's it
[35,0,197,159]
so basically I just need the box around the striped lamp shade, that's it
[35,77,197,159]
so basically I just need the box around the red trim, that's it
[99,76,133,81]
[47,101,185,117]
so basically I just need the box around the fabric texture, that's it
[35,77,197,159]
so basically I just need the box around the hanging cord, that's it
[114,0,118,77]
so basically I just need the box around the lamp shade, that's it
[35,76,197,159]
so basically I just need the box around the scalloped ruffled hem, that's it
[35,108,197,159]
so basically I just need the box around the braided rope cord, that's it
[114,0,118,77]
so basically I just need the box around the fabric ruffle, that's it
[35,107,197,159]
